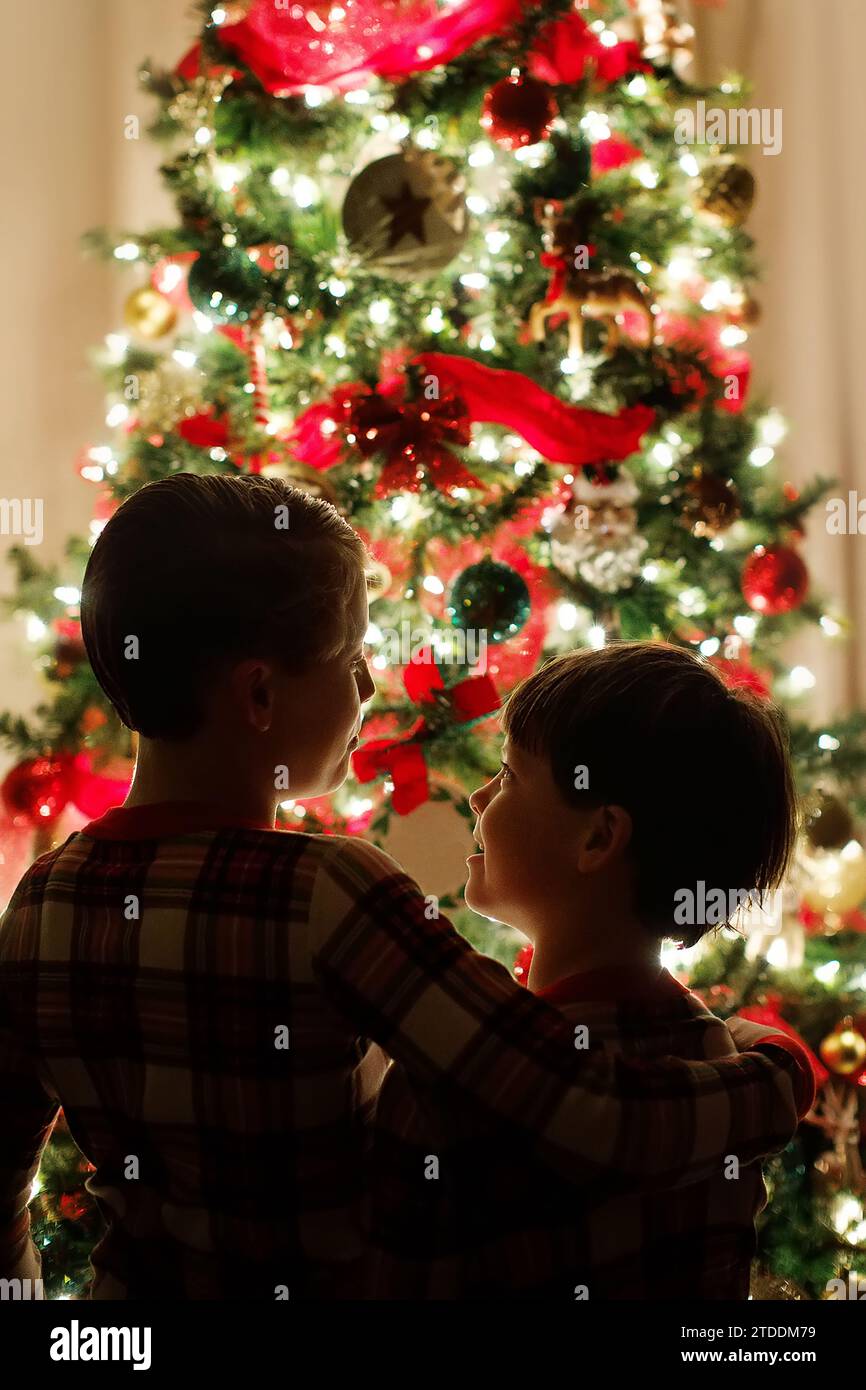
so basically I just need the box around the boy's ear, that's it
[230,659,275,733]
[576,804,632,873]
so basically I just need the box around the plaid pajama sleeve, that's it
[310,836,812,1189]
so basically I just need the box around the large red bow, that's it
[351,647,499,814]
[348,385,479,498]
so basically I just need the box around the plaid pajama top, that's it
[366,965,814,1300]
[0,802,812,1299]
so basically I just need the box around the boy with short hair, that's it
[0,478,811,1299]
[367,642,815,1299]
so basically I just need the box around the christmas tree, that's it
[2,0,866,1300]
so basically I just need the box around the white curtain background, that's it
[1,0,864,783]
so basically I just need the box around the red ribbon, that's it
[540,251,569,304]
[351,648,500,815]
[417,353,655,466]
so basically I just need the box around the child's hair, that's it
[502,641,798,946]
[81,473,370,739]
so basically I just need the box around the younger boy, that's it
[367,642,815,1299]
[0,479,811,1298]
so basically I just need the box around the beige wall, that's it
[1,0,864,776]
[685,0,866,721]
[0,0,189,774]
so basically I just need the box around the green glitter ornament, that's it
[448,559,531,644]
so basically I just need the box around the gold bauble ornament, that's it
[696,159,756,228]
[803,790,853,851]
[123,286,178,341]
[819,1017,866,1077]
[801,837,866,916]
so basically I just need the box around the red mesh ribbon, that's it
[417,353,655,465]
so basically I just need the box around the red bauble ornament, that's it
[741,544,809,615]
[1,755,77,827]
[480,74,558,150]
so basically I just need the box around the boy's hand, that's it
[727,1015,817,1119]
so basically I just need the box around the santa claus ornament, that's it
[549,464,648,594]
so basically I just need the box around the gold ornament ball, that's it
[801,838,866,915]
[804,790,853,851]
[696,159,756,227]
[123,286,178,341]
[819,1016,866,1076]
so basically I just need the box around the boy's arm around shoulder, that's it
[308,835,807,1188]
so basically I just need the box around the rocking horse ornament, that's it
[530,211,655,357]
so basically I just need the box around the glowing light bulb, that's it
[369,299,391,325]
[587,624,606,649]
[788,665,816,695]
[634,162,659,189]
[113,242,139,260]
[749,446,774,468]
[720,324,748,347]
[651,442,674,467]
[105,403,129,427]
[468,144,495,168]
[815,960,840,984]
[485,229,510,254]
[293,175,319,207]
[759,411,787,447]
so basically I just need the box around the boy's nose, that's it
[358,664,376,703]
[469,783,488,816]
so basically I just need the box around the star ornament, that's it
[381,183,433,249]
